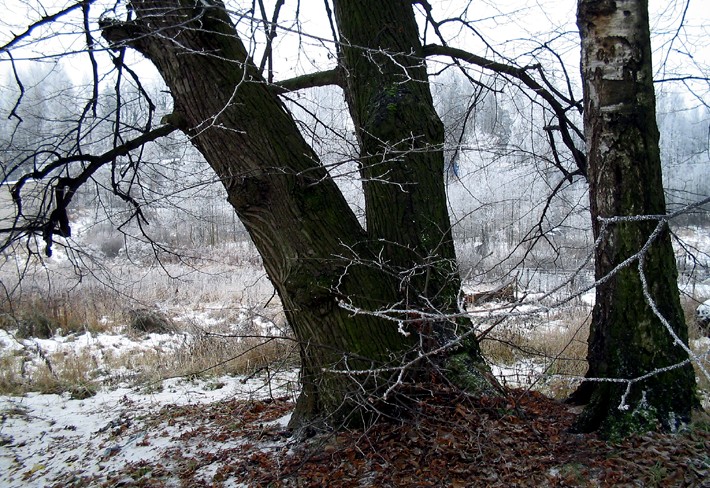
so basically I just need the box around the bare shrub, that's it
[99,236,125,258]
[128,308,176,334]
[15,310,58,339]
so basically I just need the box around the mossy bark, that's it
[332,0,486,359]
[102,0,494,429]
[571,0,698,436]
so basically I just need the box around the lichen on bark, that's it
[571,0,699,436]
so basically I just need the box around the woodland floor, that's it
[49,387,710,487]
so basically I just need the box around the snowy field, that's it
[0,208,709,486]
[1,305,707,487]
[0,371,297,487]
[1,331,706,487]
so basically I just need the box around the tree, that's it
[2,0,706,437]
[93,0,507,428]
[4,0,590,430]
[569,0,698,435]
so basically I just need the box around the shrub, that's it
[128,308,176,334]
[15,310,58,339]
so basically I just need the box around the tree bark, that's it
[332,0,484,355]
[102,0,495,429]
[571,0,698,436]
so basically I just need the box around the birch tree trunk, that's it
[571,0,698,436]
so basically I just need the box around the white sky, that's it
[0,0,707,105]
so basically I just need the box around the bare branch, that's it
[0,1,87,53]
[257,0,285,83]
[421,43,587,177]
[3,123,179,256]
[271,68,342,95]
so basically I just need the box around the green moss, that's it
[445,352,500,397]
[385,84,399,97]
[603,405,659,441]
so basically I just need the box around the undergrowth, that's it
[480,306,590,399]
[0,290,119,339]
[1,285,707,409]
[0,288,296,396]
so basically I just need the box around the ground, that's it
[1,224,708,486]
[2,375,708,487]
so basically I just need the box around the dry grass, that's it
[2,280,706,406]
[680,295,710,409]
[0,326,297,396]
[480,306,590,399]
[0,289,121,339]
[0,243,290,396]
[118,331,299,387]
[0,349,99,399]
[0,354,26,396]
[156,309,298,381]
[0,287,296,396]
[690,338,710,410]
[480,301,710,405]
[681,295,708,341]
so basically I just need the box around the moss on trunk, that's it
[332,0,487,361]
[572,0,698,436]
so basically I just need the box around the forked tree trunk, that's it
[572,0,698,436]
[102,0,494,429]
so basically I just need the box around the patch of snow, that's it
[0,371,297,487]
[490,359,546,388]
[0,329,23,353]
[265,412,293,429]
[580,290,595,306]
[696,299,710,322]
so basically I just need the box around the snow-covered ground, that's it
[0,215,708,486]
[0,292,297,486]
[1,334,708,487]
[0,372,297,487]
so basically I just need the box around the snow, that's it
[28,330,187,356]
[0,330,23,353]
[0,203,706,485]
[696,299,710,323]
[490,359,546,389]
[0,372,297,487]
[0,300,297,488]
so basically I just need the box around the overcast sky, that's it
[0,0,707,104]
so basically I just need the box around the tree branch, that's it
[0,1,88,53]
[257,0,285,83]
[271,68,343,95]
[421,43,587,177]
[4,123,178,256]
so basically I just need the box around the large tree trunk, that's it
[571,0,698,436]
[332,0,488,377]
[102,0,494,429]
